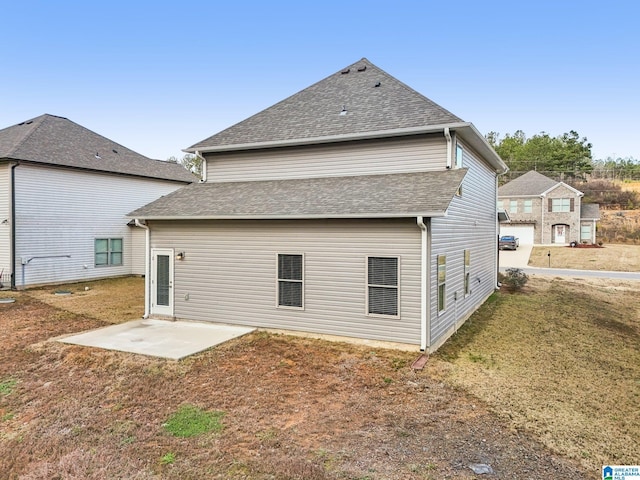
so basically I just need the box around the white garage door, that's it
[500,225,535,245]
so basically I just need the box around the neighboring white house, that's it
[0,114,195,289]
[129,58,508,352]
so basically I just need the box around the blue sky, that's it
[1,1,638,161]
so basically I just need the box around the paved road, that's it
[500,265,640,280]
[499,244,640,280]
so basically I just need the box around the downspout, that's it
[444,128,452,169]
[135,218,150,318]
[540,194,545,244]
[495,169,509,288]
[417,216,429,351]
[9,162,19,290]
[196,150,207,182]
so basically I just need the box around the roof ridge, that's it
[56,115,154,159]
[5,114,49,158]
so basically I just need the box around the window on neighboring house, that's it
[95,238,123,266]
[509,200,518,213]
[550,198,573,212]
[464,250,471,297]
[497,200,504,210]
[437,255,446,313]
[367,256,399,316]
[455,144,464,168]
[580,224,592,241]
[278,254,303,308]
[523,199,533,213]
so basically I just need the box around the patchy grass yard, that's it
[528,244,640,271]
[2,275,637,478]
[436,277,640,472]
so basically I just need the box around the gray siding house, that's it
[0,114,195,288]
[498,170,600,245]
[130,58,508,352]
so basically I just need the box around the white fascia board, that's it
[183,123,471,154]
[128,211,447,221]
[184,122,507,174]
[540,182,584,197]
[453,124,509,174]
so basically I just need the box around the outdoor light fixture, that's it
[176,252,185,261]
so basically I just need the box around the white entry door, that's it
[151,248,174,316]
[554,225,566,244]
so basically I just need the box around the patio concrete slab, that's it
[58,319,255,360]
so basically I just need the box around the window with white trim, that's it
[95,238,122,266]
[551,198,571,212]
[455,144,463,168]
[463,250,471,297]
[277,254,303,308]
[523,199,533,213]
[437,255,446,313]
[509,200,518,213]
[367,256,399,316]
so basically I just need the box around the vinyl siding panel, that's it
[0,163,10,279]
[429,141,498,348]
[130,227,146,275]
[13,164,186,287]
[148,218,423,344]
[205,135,447,182]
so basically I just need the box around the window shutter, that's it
[548,198,552,212]
[570,198,575,212]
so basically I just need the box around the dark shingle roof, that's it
[129,169,467,219]
[580,203,600,220]
[0,114,195,183]
[188,58,463,151]
[498,171,561,197]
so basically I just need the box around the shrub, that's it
[501,268,529,291]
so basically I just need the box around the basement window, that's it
[95,238,123,267]
[277,254,304,308]
[367,256,399,317]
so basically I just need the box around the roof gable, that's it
[188,58,463,151]
[499,170,563,197]
[0,114,195,183]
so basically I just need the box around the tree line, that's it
[487,130,640,182]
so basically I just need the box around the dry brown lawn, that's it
[528,244,640,271]
[3,275,637,478]
[436,277,640,472]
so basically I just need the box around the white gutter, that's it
[444,127,452,169]
[126,211,448,222]
[134,219,150,318]
[540,194,546,244]
[185,123,470,153]
[417,216,429,351]
[195,150,207,182]
[185,122,508,174]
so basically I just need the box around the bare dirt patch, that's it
[528,244,640,271]
[0,278,597,479]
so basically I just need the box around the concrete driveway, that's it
[499,244,533,269]
[58,319,255,360]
